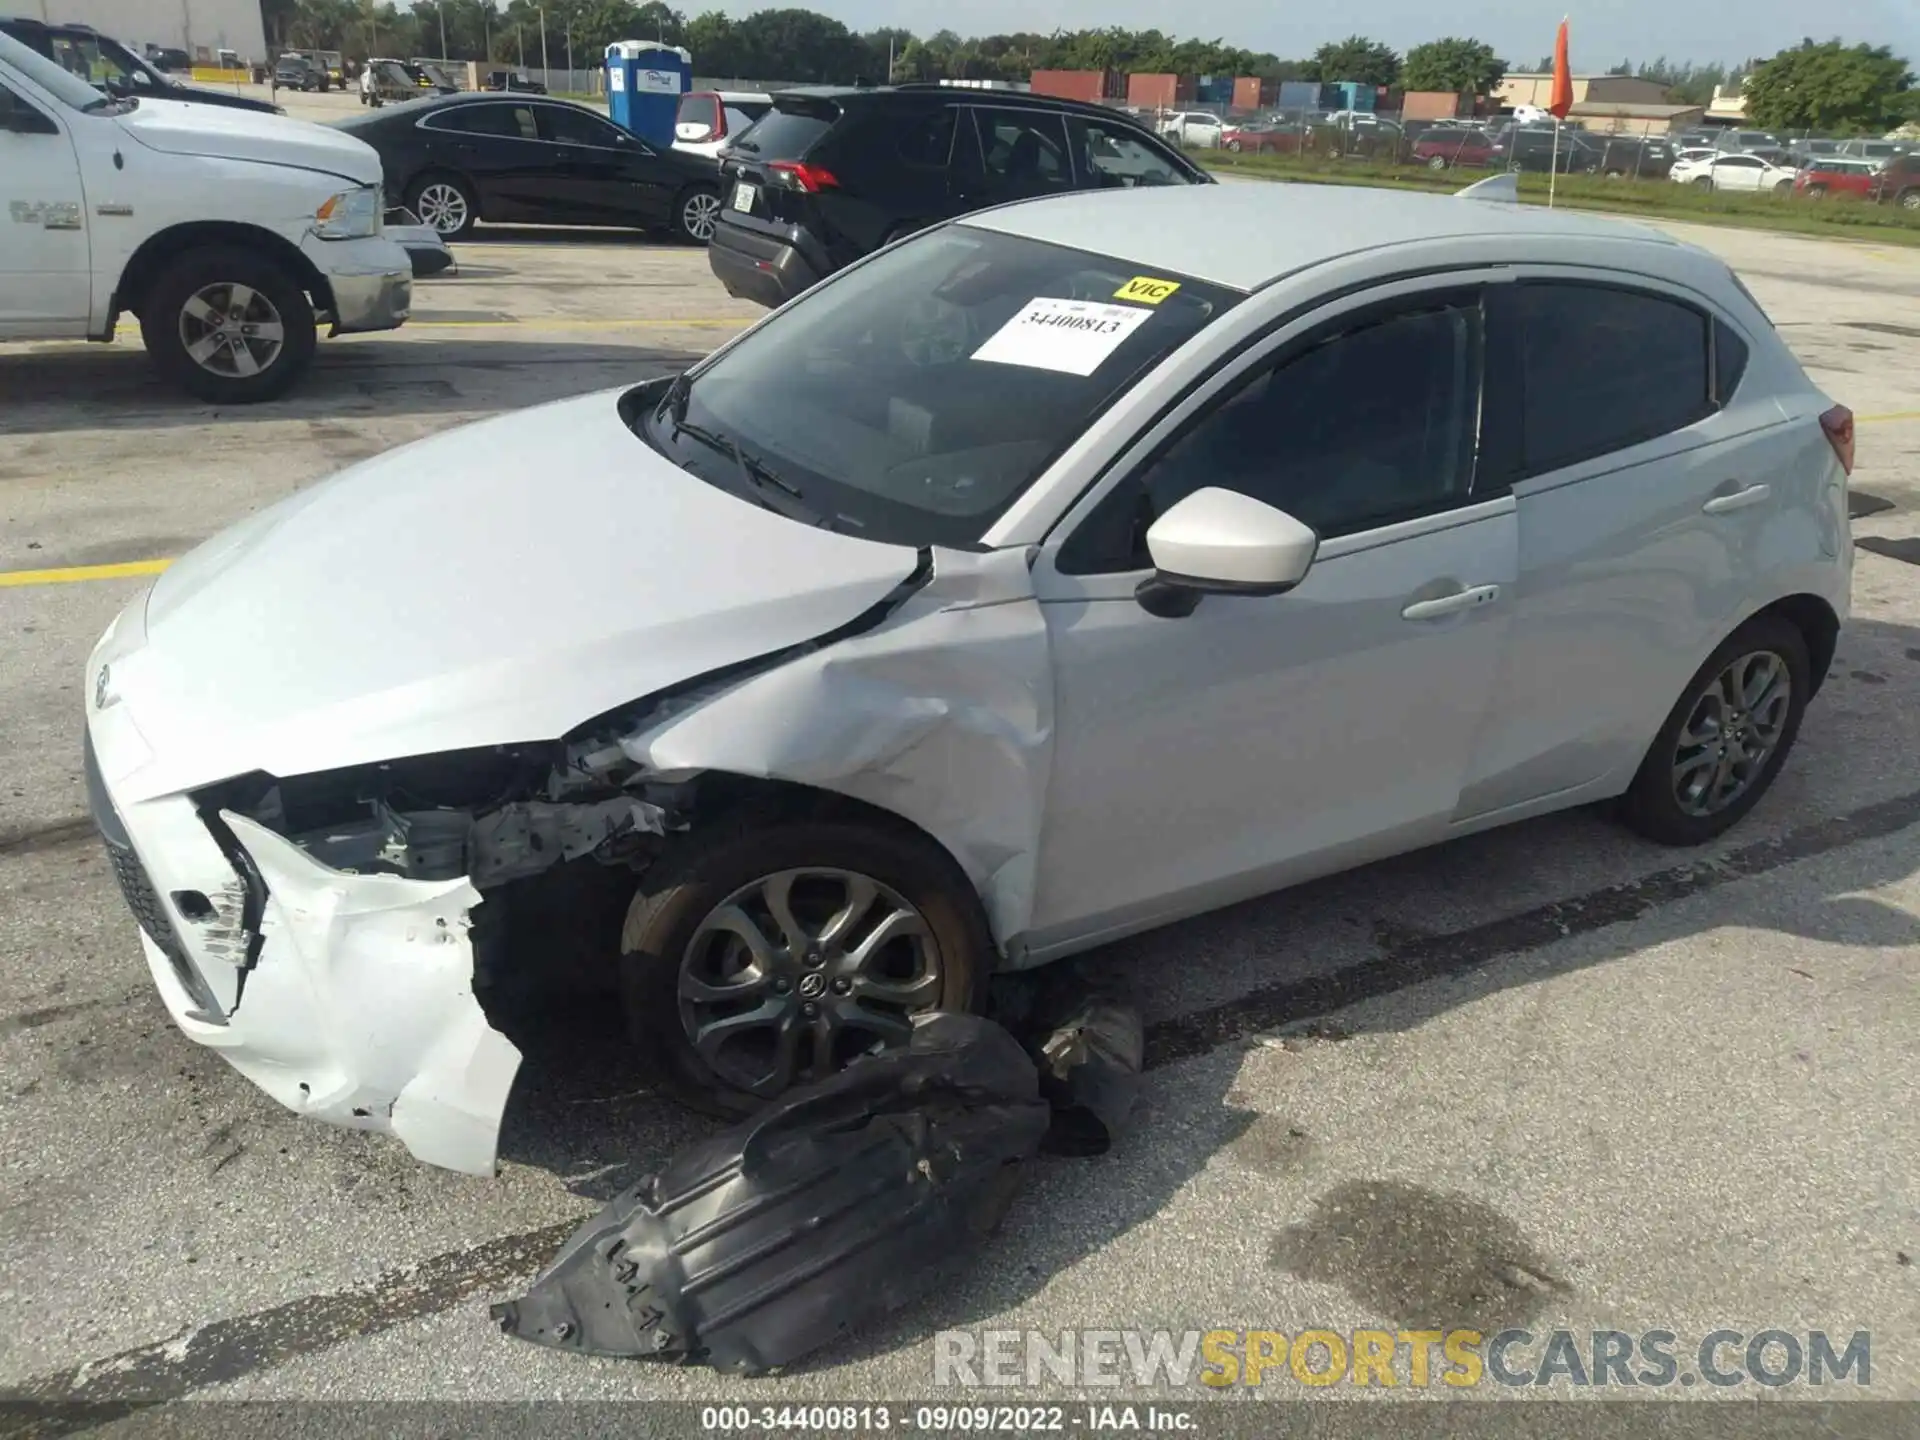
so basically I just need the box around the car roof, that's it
[960,182,1679,292]
[776,83,1152,122]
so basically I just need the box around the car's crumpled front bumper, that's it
[84,607,520,1175]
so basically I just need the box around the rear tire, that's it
[140,246,317,405]
[674,184,721,244]
[620,817,990,1116]
[1617,615,1810,846]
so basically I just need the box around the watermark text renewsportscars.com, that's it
[932,1328,1872,1390]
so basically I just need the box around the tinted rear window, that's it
[1502,283,1713,476]
[729,101,836,158]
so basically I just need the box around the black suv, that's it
[1487,125,1604,174]
[708,85,1210,308]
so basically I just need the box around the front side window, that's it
[1068,116,1194,188]
[642,228,1241,548]
[1061,293,1485,573]
[1498,282,1712,477]
[0,30,111,110]
[0,79,57,133]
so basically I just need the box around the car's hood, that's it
[115,97,378,184]
[105,390,923,801]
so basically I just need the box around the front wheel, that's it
[621,818,989,1114]
[1617,614,1810,846]
[407,173,476,239]
[139,246,317,404]
[675,184,721,244]
[1426,154,1449,170]
[1900,189,1920,211]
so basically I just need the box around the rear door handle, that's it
[1703,483,1771,514]
[1401,584,1501,621]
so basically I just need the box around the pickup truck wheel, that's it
[140,247,316,405]
[407,174,476,238]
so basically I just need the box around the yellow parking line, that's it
[1858,409,1920,425]
[0,558,172,588]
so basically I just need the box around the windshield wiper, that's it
[668,414,827,527]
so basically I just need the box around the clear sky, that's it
[705,0,1920,71]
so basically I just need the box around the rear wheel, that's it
[1618,615,1810,846]
[675,185,721,244]
[1900,188,1920,211]
[621,818,989,1114]
[139,246,317,405]
[1807,184,1828,199]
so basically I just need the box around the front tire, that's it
[407,173,476,239]
[1426,154,1449,170]
[674,184,721,244]
[139,246,317,404]
[621,818,989,1115]
[1617,615,1810,846]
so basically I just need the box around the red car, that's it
[1412,129,1495,169]
[1793,157,1881,200]
[1220,122,1302,154]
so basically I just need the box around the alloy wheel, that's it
[1670,650,1792,818]
[677,868,944,1096]
[681,190,721,241]
[415,182,469,235]
[176,282,286,381]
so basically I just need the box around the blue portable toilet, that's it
[606,41,691,148]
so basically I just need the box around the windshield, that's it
[0,30,116,110]
[641,226,1242,548]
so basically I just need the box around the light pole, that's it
[538,6,549,92]
[565,20,573,84]
[437,2,447,61]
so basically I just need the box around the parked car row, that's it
[0,14,281,113]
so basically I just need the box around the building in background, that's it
[1570,101,1707,135]
[23,0,266,65]
[1495,72,1669,111]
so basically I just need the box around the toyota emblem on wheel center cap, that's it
[797,972,827,999]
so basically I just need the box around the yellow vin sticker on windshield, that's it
[1115,276,1182,305]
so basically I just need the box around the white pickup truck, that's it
[0,32,412,403]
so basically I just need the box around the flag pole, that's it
[1549,118,1561,208]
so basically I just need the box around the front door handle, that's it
[1702,482,1771,515]
[1402,584,1501,622]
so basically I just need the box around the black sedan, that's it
[335,93,725,242]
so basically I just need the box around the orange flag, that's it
[1548,18,1574,118]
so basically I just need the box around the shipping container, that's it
[1194,75,1234,105]
[1126,73,1192,110]
[1276,80,1320,111]
[1229,76,1268,113]
[1401,90,1468,121]
[1029,69,1109,104]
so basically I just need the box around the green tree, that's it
[1400,37,1505,94]
[1740,39,1913,135]
[1311,35,1400,88]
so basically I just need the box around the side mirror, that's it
[1135,487,1318,619]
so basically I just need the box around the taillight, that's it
[1820,404,1855,475]
[766,161,839,193]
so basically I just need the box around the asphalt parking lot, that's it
[3,206,1919,1422]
